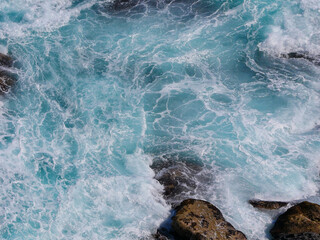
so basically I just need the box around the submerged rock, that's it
[171,199,247,240]
[249,200,289,210]
[0,71,15,94]
[281,51,320,66]
[151,157,217,239]
[151,158,212,206]
[0,53,13,67]
[0,53,16,94]
[151,160,200,200]
[112,0,140,10]
[100,0,143,12]
[270,201,320,240]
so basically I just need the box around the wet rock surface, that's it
[0,71,15,94]
[249,200,289,210]
[150,158,212,206]
[0,53,13,67]
[152,230,169,240]
[281,51,320,66]
[99,0,219,17]
[99,0,147,13]
[150,156,216,239]
[270,201,320,240]
[171,199,247,240]
[112,0,141,11]
[0,53,16,94]
[273,233,320,240]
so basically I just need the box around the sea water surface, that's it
[0,0,320,239]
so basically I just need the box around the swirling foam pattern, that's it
[0,0,319,239]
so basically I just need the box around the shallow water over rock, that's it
[151,157,214,206]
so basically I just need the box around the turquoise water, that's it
[0,0,320,239]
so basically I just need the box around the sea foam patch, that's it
[260,0,320,56]
[0,0,96,38]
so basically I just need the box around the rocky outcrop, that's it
[270,201,320,240]
[0,71,15,94]
[171,199,247,240]
[151,159,211,206]
[151,158,213,239]
[152,230,169,240]
[249,200,289,210]
[0,53,16,94]
[151,158,244,239]
[0,53,13,67]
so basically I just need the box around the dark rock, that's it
[0,53,13,67]
[249,200,289,210]
[151,158,212,206]
[99,0,142,12]
[151,160,200,198]
[112,0,140,10]
[172,199,247,240]
[0,53,16,94]
[281,51,320,66]
[101,0,218,15]
[0,71,15,94]
[270,201,320,240]
[152,230,169,240]
[274,232,320,240]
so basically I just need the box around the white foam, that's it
[49,161,169,239]
[260,0,320,56]
[0,0,96,38]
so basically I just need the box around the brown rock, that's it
[0,53,13,67]
[270,201,320,240]
[172,199,247,240]
[249,200,289,210]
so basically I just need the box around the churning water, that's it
[0,0,320,239]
